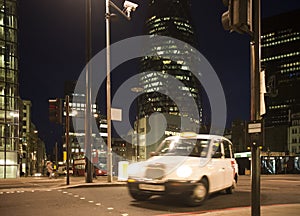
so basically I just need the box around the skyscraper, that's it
[262,9,300,152]
[0,0,19,178]
[136,0,202,159]
[138,0,202,128]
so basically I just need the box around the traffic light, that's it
[221,0,252,34]
[49,98,62,124]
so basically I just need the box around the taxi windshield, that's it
[155,138,210,158]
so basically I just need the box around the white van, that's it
[127,133,238,206]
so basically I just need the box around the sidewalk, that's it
[0,175,127,190]
[192,204,300,216]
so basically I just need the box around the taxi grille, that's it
[145,163,165,180]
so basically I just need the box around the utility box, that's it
[118,161,129,181]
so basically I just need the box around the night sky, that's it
[18,0,300,153]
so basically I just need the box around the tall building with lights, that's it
[262,10,300,152]
[0,0,19,178]
[136,0,202,159]
[64,81,108,175]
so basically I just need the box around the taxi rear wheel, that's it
[184,178,208,206]
[226,179,236,194]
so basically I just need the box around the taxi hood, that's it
[128,156,210,179]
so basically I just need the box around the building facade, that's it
[0,0,19,178]
[64,81,107,174]
[288,112,300,154]
[137,0,202,158]
[230,120,249,153]
[20,100,46,176]
[262,9,300,152]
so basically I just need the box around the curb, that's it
[59,182,127,189]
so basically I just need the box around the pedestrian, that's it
[46,161,53,179]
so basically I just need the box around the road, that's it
[0,175,300,216]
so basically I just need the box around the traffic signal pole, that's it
[250,0,261,215]
[221,1,261,215]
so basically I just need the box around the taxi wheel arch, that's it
[184,177,209,206]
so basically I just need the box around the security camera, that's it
[124,1,138,11]
[123,1,138,18]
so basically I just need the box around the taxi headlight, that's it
[176,165,192,178]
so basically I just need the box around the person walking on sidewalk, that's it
[46,161,53,179]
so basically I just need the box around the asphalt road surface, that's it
[1,175,300,216]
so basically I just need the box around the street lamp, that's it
[105,0,138,182]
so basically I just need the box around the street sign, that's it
[111,108,122,121]
[248,122,261,133]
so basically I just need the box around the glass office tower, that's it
[0,0,19,178]
[138,0,202,128]
[135,0,202,159]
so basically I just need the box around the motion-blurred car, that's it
[94,164,107,176]
[95,168,107,176]
[127,133,238,206]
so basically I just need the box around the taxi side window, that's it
[223,140,232,158]
[212,142,222,158]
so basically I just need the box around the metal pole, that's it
[66,96,70,185]
[85,0,93,183]
[3,0,8,179]
[55,142,58,171]
[106,0,113,183]
[137,116,139,161]
[250,0,261,215]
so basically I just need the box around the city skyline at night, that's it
[17,0,300,153]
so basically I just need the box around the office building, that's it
[262,9,300,152]
[0,0,19,178]
[288,112,300,154]
[137,0,202,158]
[64,81,107,174]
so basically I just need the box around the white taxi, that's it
[127,133,238,206]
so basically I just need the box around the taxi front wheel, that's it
[129,190,152,201]
[184,178,208,206]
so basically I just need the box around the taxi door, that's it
[208,140,227,191]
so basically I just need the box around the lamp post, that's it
[85,0,93,183]
[105,0,113,183]
[105,0,138,182]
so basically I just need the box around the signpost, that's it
[248,121,261,216]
